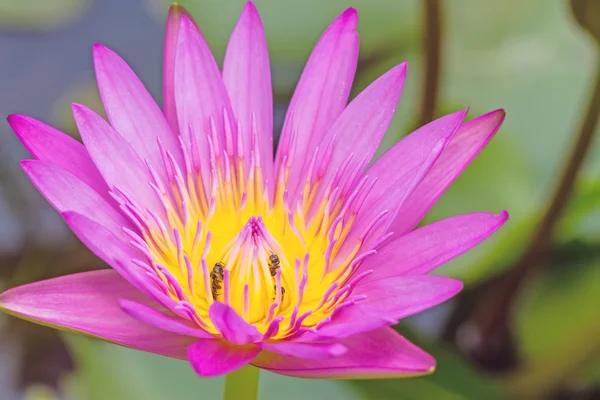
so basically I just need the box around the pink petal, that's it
[208,302,262,345]
[187,339,260,377]
[302,275,462,342]
[364,110,467,209]
[340,135,447,264]
[316,63,407,189]
[301,63,408,214]
[351,275,463,321]
[391,109,506,237]
[72,103,163,217]
[358,211,509,280]
[275,8,359,200]
[298,311,395,343]
[253,327,434,379]
[93,44,182,175]
[223,2,273,191]
[20,160,131,241]
[260,341,347,360]
[163,4,196,135]
[174,15,237,184]
[8,115,111,204]
[0,270,194,359]
[119,299,213,339]
[61,212,165,305]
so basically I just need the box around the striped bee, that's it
[210,262,225,300]
[268,253,280,276]
[268,253,285,302]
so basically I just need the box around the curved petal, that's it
[61,211,173,309]
[0,270,194,360]
[163,4,196,134]
[188,339,260,377]
[275,8,359,201]
[303,63,408,214]
[301,275,462,342]
[340,135,447,266]
[174,15,237,185]
[223,2,273,190]
[208,302,262,345]
[93,44,182,175]
[72,103,163,217]
[351,275,463,321]
[298,311,395,343]
[8,115,111,203]
[119,299,213,339]
[390,109,506,237]
[363,110,467,209]
[253,327,435,379]
[20,160,131,240]
[358,211,509,280]
[260,341,347,360]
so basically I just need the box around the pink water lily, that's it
[1,2,507,380]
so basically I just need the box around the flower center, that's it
[115,118,378,339]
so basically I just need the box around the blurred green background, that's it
[0,0,599,399]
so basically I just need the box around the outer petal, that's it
[20,160,131,241]
[302,275,462,342]
[275,8,359,200]
[163,4,196,134]
[351,275,463,321]
[62,212,175,310]
[93,44,182,174]
[298,311,395,343]
[174,15,237,184]
[188,339,260,377]
[208,302,262,345]
[358,211,509,280]
[390,109,506,237]
[72,103,163,217]
[340,135,446,263]
[223,2,273,190]
[363,110,467,210]
[7,115,111,203]
[260,342,347,360]
[0,270,194,359]
[119,299,213,339]
[253,327,434,379]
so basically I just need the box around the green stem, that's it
[223,365,260,400]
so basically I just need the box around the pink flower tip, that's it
[340,7,359,25]
[394,61,409,80]
[70,102,89,116]
[179,13,196,31]
[242,1,259,14]
[92,42,107,54]
[6,114,29,133]
[498,209,510,222]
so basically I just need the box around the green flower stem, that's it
[223,365,260,400]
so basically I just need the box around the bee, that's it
[273,285,286,303]
[268,253,280,276]
[268,253,285,302]
[210,262,225,300]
